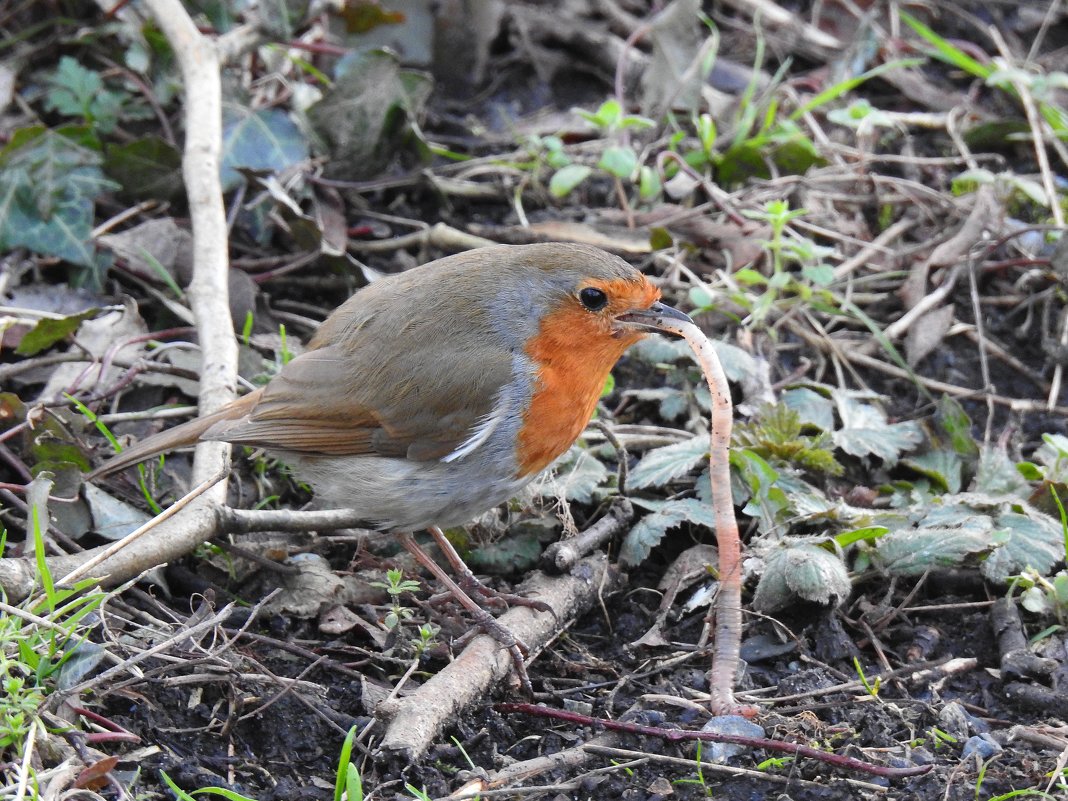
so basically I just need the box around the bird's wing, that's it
[203,341,516,462]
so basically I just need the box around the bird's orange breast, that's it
[515,289,653,477]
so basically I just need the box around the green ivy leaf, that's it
[0,126,118,270]
[308,49,432,181]
[221,105,310,191]
[104,136,184,201]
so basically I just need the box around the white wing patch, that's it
[441,395,510,463]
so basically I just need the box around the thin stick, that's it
[498,703,931,778]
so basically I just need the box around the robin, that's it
[90,242,692,690]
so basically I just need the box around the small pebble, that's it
[699,714,766,762]
[961,733,1003,759]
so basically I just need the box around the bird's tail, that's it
[87,391,261,479]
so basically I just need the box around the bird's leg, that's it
[426,526,553,615]
[397,531,533,696]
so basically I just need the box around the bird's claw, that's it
[452,605,534,697]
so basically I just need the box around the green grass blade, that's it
[899,11,992,79]
[335,725,360,801]
[790,58,925,120]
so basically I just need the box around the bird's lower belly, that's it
[281,453,529,531]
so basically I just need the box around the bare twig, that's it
[498,703,931,778]
[542,498,634,572]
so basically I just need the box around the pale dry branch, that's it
[376,555,621,760]
[143,0,236,489]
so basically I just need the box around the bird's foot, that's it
[399,531,535,695]
[430,572,553,616]
[450,607,534,697]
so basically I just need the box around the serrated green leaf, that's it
[832,395,923,465]
[975,445,1033,495]
[621,498,716,566]
[873,521,993,575]
[1033,434,1068,485]
[15,308,99,355]
[732,449,790,534]
[45,57,103,116]
[545,447,609,503]
[775,471,836,519]
[630,334,696,364]
[981,509,1065,582]
[44,56,129,133]
[628,436,708,489]
[221,105,310,191]
[659,390,688,421]
[549,164,591,197]
[903,450,963,493]
[781,387,834,431]
[710,340,759,384]
[467,531,545,574]
[752,543,851,612]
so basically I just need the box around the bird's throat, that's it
[515,307,642,477]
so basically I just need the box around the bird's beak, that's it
[615,301,693,332]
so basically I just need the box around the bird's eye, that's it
[579,287,608,311]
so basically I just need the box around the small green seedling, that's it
[370,568,422,630]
